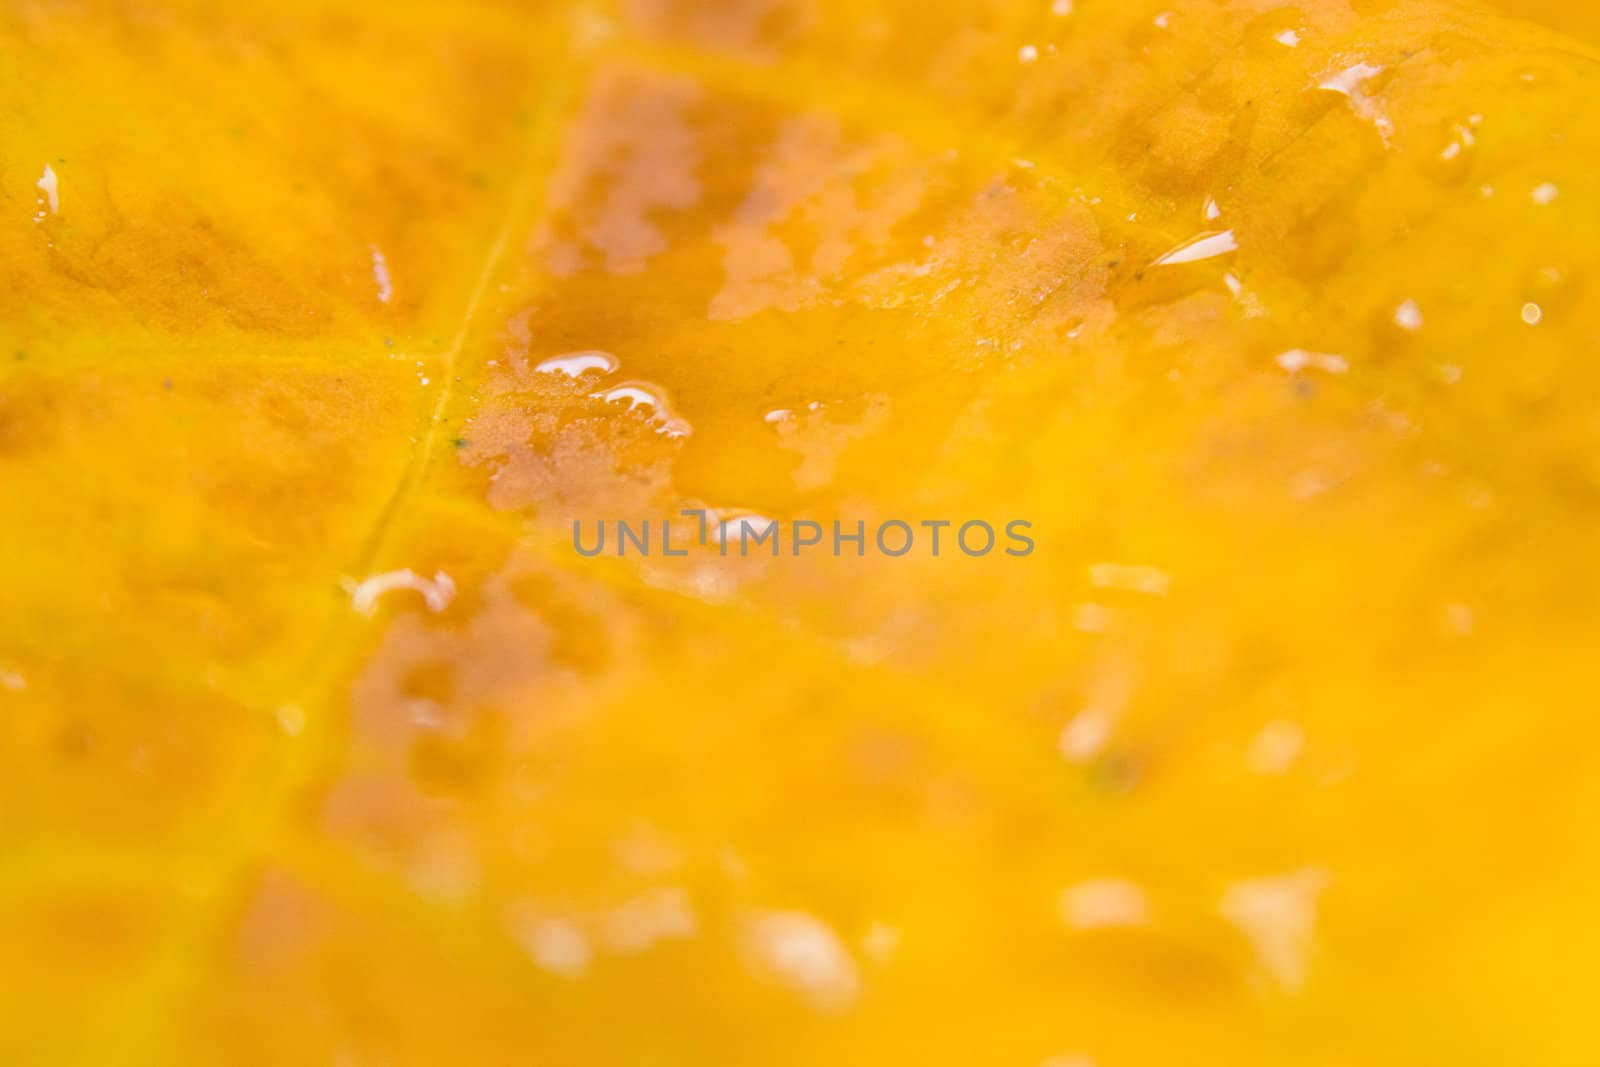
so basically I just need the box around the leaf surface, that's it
[3,1,1599,1063]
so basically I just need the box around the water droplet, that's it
[511,913,592,979]
[1393,299,1424,333]
[592,380,692,438]
[1058,707,1115,763]
[1520,263,1577,322]
[1317,62,1393,144]
[348,569,457,617]
[1088,562,1171,596]
[1060,879,1151,930]
[1073,602,1111,633]
[861,922,901,963]
[1428,123,1477,184]
[595,384,656,409]
[35,164,59,216]
[1219,870,1328,991]
[1058,670,1132,766]
[1152,229,1238,266]
[603,887,697,954]
[1529,264,1569,291]
[276,704,306,737]
[1247,720,1305,774]
[713,512,779,550]
[1051,0,1073,14]
[740,911,861,1013]
[1440,601,1476,637]
[1531,182,1560,206]
[371,245,393,304]
[1018,43,1039,64]
[1275,349,1348,375]
[535,350,619,378]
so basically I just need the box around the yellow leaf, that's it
[2,0,1598,1064]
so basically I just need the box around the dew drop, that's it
[592,380,692,438]
[1440,601,1476,637]
[276,704,306,737]
[1428,123,1477,185]
[1073,602,1110,633]
[370,245,393,304]
[1530,264,1568,291]
[1060,879,1151,930]
[1247,720,1305,774]
[603,887,697,954]
[1089,562,1171,596]
[513,915,592,979]
[1531,182,1560,206]
[1522,264,1576,320]
[1317,62,1393,144]
[1152,229,1238,266]
[1223,272,1266,317]
[712,512,780,550]
[1521,302,1543,326]
[1393,299,1424,333]
[1318,62,1383,98]
[1018,43,1039,64]
[536,350,619,378]
[596,384,657,410]
[1276,349,1348,375]
[1219,870,1328,992]
[740,911,861,1013]
[348,569,457,617]
[35,164,59,215]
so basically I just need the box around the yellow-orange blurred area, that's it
[1,0,1598,1064]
